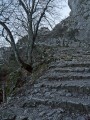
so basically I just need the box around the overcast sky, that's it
[61,1,70,18]
[55,0,71,23]
[0,0,71,47]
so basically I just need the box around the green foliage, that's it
[0,64,9,73]
[0,63,22,97]
[7,69,22,94]
[32,62,48,80]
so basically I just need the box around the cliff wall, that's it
[68,0,90,42]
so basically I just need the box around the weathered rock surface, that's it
[1,0,90,120]
[68,0,90,42]
[0,46,90,120]
[51,0,90,47]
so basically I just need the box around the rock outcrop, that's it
[0,46,90,120]
[51,0,90,47]
[0,0,90,120]
[68,0,90,43]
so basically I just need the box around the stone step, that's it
[23,96,90,113]
[34,79,90,95]
[46,73,90,81]
[49,61,90,69]
[35,79,90,88]
[48,67,90,73]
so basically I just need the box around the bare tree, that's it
[0,0,63,72]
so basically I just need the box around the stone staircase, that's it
[0,47,90,120]
[33,61,90,112]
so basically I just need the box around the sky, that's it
[0,0,71,47]
[61,1,71,19]
[55,0,71,24]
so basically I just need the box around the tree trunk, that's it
[27,15,34,64]
[2,82,7,103]
[0,22,33,73]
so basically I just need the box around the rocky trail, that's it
[1,0,90,119]
[0,47,90,120]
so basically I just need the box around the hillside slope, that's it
[0,0,90,119]
[0,46,90,120]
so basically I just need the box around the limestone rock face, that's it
[68,0,90,42]
[1,1,90,120]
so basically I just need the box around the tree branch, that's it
[34,0,52,39]
[18,0,28,15]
